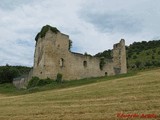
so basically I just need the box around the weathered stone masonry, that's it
[13,25,127,88]
[32,25,127,80]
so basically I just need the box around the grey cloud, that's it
[16,40,33,47]
[80,11,143,34]
[0,0,34,10]
[1,0,160,66]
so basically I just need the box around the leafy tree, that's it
[0,65,20,83]
[95,49,112,59]
[133,55,137,59]
[0,65,31,84]
[152,55,155,59]
[135,61,142,68]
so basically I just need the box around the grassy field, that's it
[0,69,160,120]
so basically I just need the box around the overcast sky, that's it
[0,0,160,66]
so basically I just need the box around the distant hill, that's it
[95,40,160,70]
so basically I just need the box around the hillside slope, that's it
[126,40,160,70]
[0,69,160,120]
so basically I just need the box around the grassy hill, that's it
[127,47,160,70]
[0,69,160,120]
[126,40,160,70]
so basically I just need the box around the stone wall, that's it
[31,27,127,81]
[13,75,28,89]
[112,39,127,74]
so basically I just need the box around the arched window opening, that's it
[105,72,108,76]
[83,61,87,67]
[59,58,64,67]
[99,57,105,70]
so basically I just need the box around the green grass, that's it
[0,83,22,95]
[0,69,160,119]
[0,71,136,96]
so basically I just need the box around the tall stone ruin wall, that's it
[31,27,127,80]
[13,25,127,88]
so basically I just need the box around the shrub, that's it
[135,61,142,69]
[152,55,155,59]
[56,73,63,83]
[146,52,150,55]
[152,49,156,53]
[37,77,52,86]
[127,53,132,59]
[27,77,53,88]
[27,76,40,88]
[145,61,152,67]
[133,55,137,59]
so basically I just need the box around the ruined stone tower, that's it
[113,39,127,74]
[31,25,127,80]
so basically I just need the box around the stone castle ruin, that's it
[13,25,127,88]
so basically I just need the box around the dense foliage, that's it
[127,40,160,70]
[95,49,112,59]
[27,74,63,88]
[35,25,60,41]
[0,65,31,84]
[27,77,53,88]
[126,40,160,59]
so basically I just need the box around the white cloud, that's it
[0,0,160,66]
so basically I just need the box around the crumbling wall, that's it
[13,75,28,89]
[22,24,127,80]
[30,26,127,81]
[112,39,127,74]
[13,26,127,89]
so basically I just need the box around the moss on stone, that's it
[35,25,60,41]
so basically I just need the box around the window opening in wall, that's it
[99,57,105,70]
[59,58,64,67]
[83,61,87,67]
[105,72,108,76]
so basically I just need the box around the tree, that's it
[0,65,20,84]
